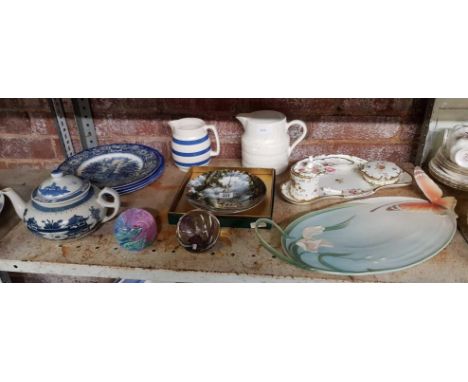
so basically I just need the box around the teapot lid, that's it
[291,156,326,178]
[33,170,91,204]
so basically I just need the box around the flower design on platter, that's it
[342,188,363,196]
[295,225,333,252]
[324,166,336,173]
[283,215,356,271]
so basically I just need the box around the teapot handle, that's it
[97,187,120,223]
[205,125,221,157]
[253,218,297,266]
[287,120,308,157]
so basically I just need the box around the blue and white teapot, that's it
[1,171,120,241]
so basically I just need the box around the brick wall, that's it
[0,98,428,169]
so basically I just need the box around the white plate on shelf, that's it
[280,154,412,205]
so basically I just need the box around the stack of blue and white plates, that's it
[56,144,165,195]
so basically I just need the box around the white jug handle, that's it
[205,125,221,157]
[97,187,121,223]
[287,120,308,156]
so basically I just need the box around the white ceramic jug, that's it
[169,118,221,172]
[236,110,308,174]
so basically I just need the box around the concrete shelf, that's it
[0,160,467,282]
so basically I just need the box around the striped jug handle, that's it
[205,125,220,157]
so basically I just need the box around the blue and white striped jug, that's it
[169,118,221,172]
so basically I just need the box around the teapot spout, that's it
[1,188,26,219]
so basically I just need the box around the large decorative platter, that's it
[56,144,164,193]
[186,169,267,214]
[280,155,412,204]
[255,196,457,275]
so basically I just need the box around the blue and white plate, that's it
[112,160,167,194]
[114,169,165,195]
[112,165,163,193]
[57,144,165,193]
